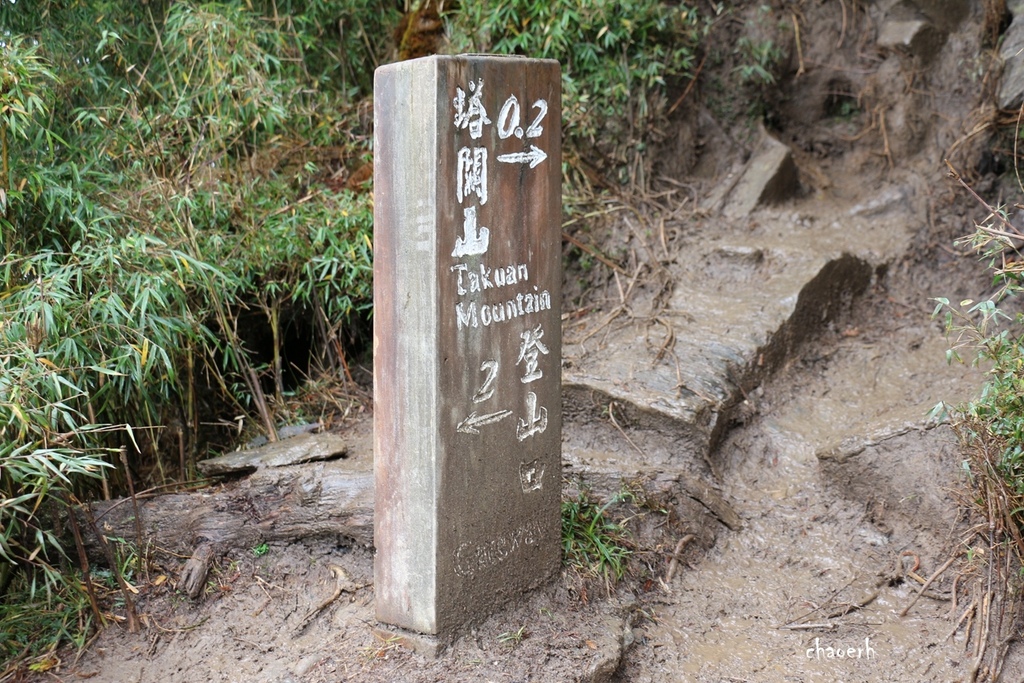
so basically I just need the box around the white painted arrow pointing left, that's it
[456,409,513,434]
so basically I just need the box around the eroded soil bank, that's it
[21,1,1024,681]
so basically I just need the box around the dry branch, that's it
[900,553,959,617]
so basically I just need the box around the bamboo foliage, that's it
[0,3,378,635]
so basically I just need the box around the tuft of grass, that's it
[561,487,633,587]
[497,625,528,647]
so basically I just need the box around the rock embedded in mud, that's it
[877,2,947,63]
[578,613,637,683]
[197,431,346,476]
[1000,2,1024,109]
[722,134,799,218]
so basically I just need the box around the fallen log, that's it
[80,430,375,598]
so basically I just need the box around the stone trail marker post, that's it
[373,55,562,639]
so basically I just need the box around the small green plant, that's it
[107,537,141,585]
[730,4,790,123]
[832,97,860,121]
[935,163,1024,564]
[250,543,270,558]
[562,487,633,586]
[733,35,783,86]
[497,625,528,646]
[934,289,1024,496]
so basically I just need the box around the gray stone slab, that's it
[373,55,562,638]
[878,20,944,62]
[722,134,798,218]
[1001,11,1024,109]
[905,0,968,32]
[197,432,348,476]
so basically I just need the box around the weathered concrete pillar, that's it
[373,55,562,639]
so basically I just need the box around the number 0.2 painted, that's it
[497,95,547,140]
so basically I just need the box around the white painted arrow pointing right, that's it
[497,145,547,169]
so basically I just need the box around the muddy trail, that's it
[615,288,984,681]
[22,2,1024,682]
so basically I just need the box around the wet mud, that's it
[620,291,984,681]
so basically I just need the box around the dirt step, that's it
[562,183,921,474]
